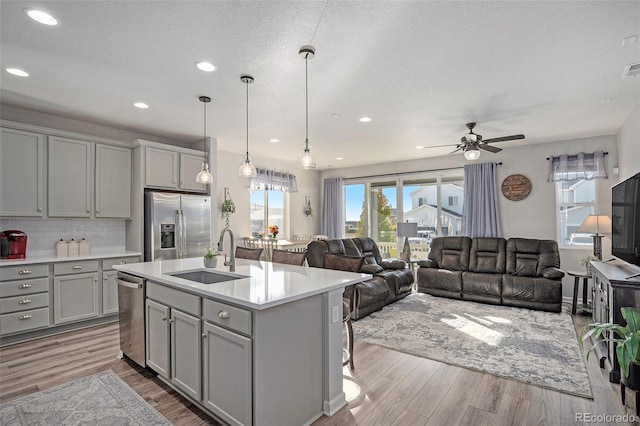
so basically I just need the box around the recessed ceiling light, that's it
[622,35,638,47]
[269,138,279,143]
[359,117,372,122]
[415,145,425,149]
[601,98,613,104]
[336,157,343,160]
[26,9,58,26]
[6,68,29,77]
[196,62,216,72]
[133,102,149,109]
[331,113,340,118]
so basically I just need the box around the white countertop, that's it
[0,250,142,266]
[114,257,371,310]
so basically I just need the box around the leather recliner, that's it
[306,237,414,320]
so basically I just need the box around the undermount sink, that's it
[169,270,249,284]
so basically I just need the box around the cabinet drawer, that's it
[0,308,50,335]
[102,256,140,271]
[0,277,49,298]
[0,292,49,314]
[0,264,48,281]
[147,282,200,315]
[54,260,99,275]
[203,298,252,336]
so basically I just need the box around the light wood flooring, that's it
[0,313,636,426]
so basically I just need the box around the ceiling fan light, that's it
[464,148,481,161]
[196,163,214,183]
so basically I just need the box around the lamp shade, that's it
[397,222,418,238]
[576,214,612,234]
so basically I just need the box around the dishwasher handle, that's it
[116,272,144,289]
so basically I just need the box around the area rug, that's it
[353,293,593,398]
[0,370,171,425]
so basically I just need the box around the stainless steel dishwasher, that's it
[116,272,146,367]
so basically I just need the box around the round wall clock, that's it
[501,174,532,201]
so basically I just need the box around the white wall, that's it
[214,150,321,244]
[322,135,618,299]
[616,103,640,182]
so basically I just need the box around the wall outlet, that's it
[332,305,340,323]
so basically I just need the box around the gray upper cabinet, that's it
[145,147,179,189]
[0,128,44,217]
[48,136,93,218]
[179,153,206,192]
[95,144,132,218]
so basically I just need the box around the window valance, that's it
[250,168,299,192]
[546,151,608,182]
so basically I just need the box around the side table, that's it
[567,270,592,315]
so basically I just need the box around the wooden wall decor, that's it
[501,174,532,201]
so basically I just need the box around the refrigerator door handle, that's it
[176,209,183,258]
[181,210,187,259]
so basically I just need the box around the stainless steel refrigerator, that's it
[144,191,211,261]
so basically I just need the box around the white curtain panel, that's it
[322,177,344,239]
[547,151,608,182]
[250,168,299,192]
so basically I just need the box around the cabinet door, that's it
[53,272,99,324]
[171,309,202,401]
[95,144,132,218]
[202,322,252,426]
[48,137,92,217]
[179,153,207,192]
[146,299,170,379]
[0,128,44,216]
[102,270,119,315]
[145,147,178,189]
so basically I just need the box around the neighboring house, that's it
[404,183,463,236]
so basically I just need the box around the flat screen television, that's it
[612,172,640,267]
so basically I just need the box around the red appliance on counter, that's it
[3,230,27,259]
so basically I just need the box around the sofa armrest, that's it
[542,267,565,280]
[417,259,438,268]
[379,259,407,270]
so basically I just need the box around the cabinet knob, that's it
[201,333,207,339]
[19,314,32,320]
[72,265,83,270]
[218,310,230,319]
[19,270,32,275]
[18,299,32,304]
[18,283,32,289]
[162,317,167,321]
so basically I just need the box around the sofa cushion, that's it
[506,238,561,277]
[353,237,383,264]
[542,267,564,280]
[428,237,472,271]
[360,264,384,274]
[324,253,364,272]
[343,239,363,257]
[379,259,406,270]
[469,238,506,274]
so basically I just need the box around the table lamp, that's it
[576,214,612,260]
[397,222,418,262]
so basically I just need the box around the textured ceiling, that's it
[1,1,638,169]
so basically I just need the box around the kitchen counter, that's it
[0,250,142,266]
[114,257,370,310]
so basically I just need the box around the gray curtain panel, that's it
[462,162,502,238]
[547,151,608,182]
[322,177,344,239]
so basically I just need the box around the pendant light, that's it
[298,45,317,169]
[196,95,214,184]
[238,75,258,178]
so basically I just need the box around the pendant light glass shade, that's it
[238,75,258,179]
[299,45,317,169]
[196,96,214,184]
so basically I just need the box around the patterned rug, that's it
[0,370,171,425]
[353,293,593,398]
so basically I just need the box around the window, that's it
[448,196,458,207]
[344,183,366,237]
[250,190,285,236]
[556,178,597,246]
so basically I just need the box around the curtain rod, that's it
[546,152,608,160]
[342,162,502,181]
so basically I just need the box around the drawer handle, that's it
[72,265,83,270]
[19,314,32,320]
[119,261,127,264]
[19,270,32,275]
[18,299,32,305]
[218,310,230,319]
[18,283,32,289]
[162,317,167,321]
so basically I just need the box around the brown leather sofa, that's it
[306,237,414,320]
[417,236,564,312]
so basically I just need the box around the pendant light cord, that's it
[305,54,309,149]
[246,80,250,161]
[203,100,208,163]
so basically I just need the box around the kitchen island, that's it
[114,257,370,426]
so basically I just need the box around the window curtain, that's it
[462,162,502,238]
[322,177,344,239]
[250,168,298,192]
[547,151,608,182]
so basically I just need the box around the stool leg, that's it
[582,277,589,305]
[622,382,626,405]
[572,277,579,315]
[343,318,354,370]
[636,390,639,416]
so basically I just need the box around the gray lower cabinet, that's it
[53,272,99,324]
[146,298,202,401]
[102,270,119,315]
[202,322,252,426]
[0,264,50,335]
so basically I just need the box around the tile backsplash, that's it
[0,219,126,256]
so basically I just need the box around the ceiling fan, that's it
[430,123,525,160]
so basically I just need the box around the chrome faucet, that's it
[217,226,235,272]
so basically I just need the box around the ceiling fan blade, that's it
[448,145,464,155]
[478,143,502,153]
[482,134,525,144]
[421,143,459,149]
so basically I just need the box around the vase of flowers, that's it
[268,225,279,238]
[203,246,220,268]
[580,254,598,276]
[221,187,235,228]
